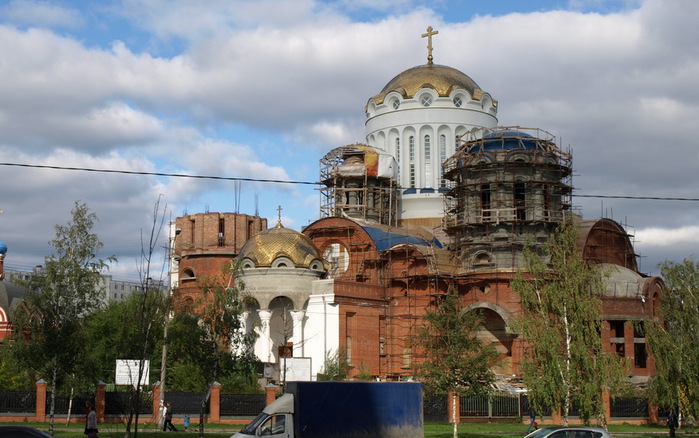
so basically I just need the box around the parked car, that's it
[524,427,612,438]
[0,425,53,437]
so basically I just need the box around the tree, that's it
[13,201,115,435]
[167,262,255,438]
[413,288,499,438]
[646,258,699,419]
[512,218,627,426]
[0,343,32,390]
[317,350,349,381]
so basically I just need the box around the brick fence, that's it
[0,381,264,425]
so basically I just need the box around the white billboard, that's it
[115,360,150,386]
[279,357,312,382]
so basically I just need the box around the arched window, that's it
[395,137,400,164]
[514,182,526,220]
[409,136,415,188]
[181,268,195,280]
[481,184,491,222]
[439,134,447,187]
[424,135,431,186]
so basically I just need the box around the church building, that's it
[171,28,663,386]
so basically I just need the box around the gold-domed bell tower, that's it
[364,27,499,227]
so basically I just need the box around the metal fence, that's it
[164,392,209,416]
[460,393,521,418]
[611,397,648,418]
[461,393,649,420]
[105,391,153,416]
[46,393,92,416]
[424,394,448,423]
[0,391,35,413]
[0,389,651,421]
[220,393,266,417]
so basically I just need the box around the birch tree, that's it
[512,218,627,426]
[413,288,499,438]
[14,201,115,436]
[168,262,255,438]
[646,258,699,419]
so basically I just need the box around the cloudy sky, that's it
[0,0,697,282]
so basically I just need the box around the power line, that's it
[1,161,698,202]
[573,194,699,202]
[0,162,319,186]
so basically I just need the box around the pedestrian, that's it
[668,409,678,438]
[163,402,178,432]
[184,414,191,432]
[85,402,98,438]
[525,408,537,434]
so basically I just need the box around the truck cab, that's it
[234,394,294,438]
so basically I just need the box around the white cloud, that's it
[636,226,699,248]
[0,0,83,29]
[0,0,698,280]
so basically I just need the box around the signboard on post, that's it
[280,358,312,382]
[116,360,150,386]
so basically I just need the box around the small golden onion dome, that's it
[238,223,324,268]
[370,64,485,105]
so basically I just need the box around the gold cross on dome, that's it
[422,26,439,65]
[277,205,283,227]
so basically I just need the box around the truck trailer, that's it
[232,381,424,438]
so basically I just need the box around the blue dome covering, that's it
[471,130,542,152]
[360,225,442,252]
[0,241,7,255]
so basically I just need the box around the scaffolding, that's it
[442,126,573,270]
[304,219,453,380]
[319,144,399,226]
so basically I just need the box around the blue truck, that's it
[232,381,424,438]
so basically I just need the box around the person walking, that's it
[668,409,678,438]
[163,402,178,432]
[85,402,98,438]
[525,408,537,434]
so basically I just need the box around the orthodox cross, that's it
[422,26,439,65]
[277,205,283,227]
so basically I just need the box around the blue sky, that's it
[0,0,696,281]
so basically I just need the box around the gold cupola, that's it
[238,221,325,269]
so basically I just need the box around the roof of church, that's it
[238,222,323,268]
[369,63,487,105]
[360,223,443,252]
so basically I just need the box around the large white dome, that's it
[365,63,498,226]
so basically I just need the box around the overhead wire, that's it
[1,161,698,201]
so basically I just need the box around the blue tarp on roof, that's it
[471,130,541,152]
[360,225,443,252]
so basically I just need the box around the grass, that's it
[1,420,679,438]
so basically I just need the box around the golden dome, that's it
[370,64,487,105]
[238,223,324,268]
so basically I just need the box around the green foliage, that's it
[219,362,263,394]
[165,262,256,434]
[413,289,499,397]
[317,350,348,381]
[12,201,115,392]
[9,201,115,435]
[512,218,627,426]
[0,343,33,390]
[166,277,253,391]
[646,257,699,417]
[84,292,166,383]
[353,363,374,381]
